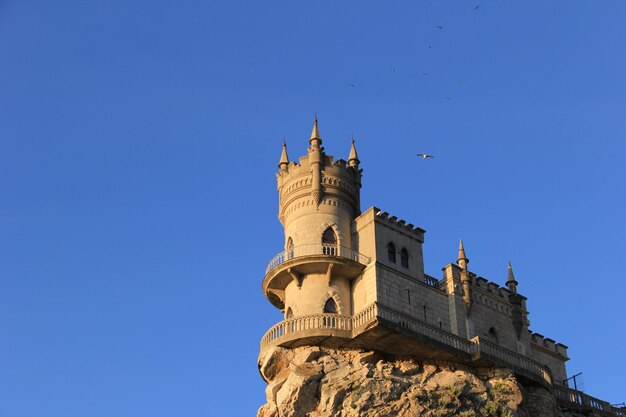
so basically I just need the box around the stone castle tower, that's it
[258,119,624,417]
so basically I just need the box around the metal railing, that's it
[265,243,371,274]
[424,275,440,288]
[553,385,626,416]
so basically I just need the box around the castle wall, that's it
[351,264,377,314]
[375,264,451,331]
[530,334,569,384]
[284,273,352,317]
[353,207,425,282]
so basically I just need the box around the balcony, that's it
[265,243,370,275]
[260,302,553,388]
[262,244,371,309]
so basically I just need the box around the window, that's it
[285,307,293,319]
[387,242,396,263]
[400,248,409,268]
[487,327,499,345]
[323,297,338,314]
[286,237,294,259]
[322,227,337,255]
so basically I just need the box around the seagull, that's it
[458,79,464,85]
[417,154,434,159]
[474,5,480,10]
[422,72,429,76]
[389,67,397,72]
[348,83,355,87]
[444,96,452,100]
[436,25,443,29]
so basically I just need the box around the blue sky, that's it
[1,1,625,416]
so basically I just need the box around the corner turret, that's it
[348,138,360,168]
[458,240,472,313]
[278,141,289,172]
[506,261,518,295]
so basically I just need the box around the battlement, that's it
[530,332,569,359]
[471,275,527,302]
[371,206,425,240]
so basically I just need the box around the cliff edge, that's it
[257,346,562,417]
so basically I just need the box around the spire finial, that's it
[457,239,469,270]
[506,261,518,294]
[278,140,289,170]
[309,115,322,145]
[348,136,360,167]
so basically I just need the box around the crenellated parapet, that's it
[276,121,362,233]
[371,207,425,241]
[530,332,569,359]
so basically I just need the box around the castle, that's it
[259,119,623,416]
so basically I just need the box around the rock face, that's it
[258,346,559,417]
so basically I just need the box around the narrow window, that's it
[406,289,411,305]
[387,242,396,263]
[322,227,337,255]
[285,307,293,319]
[488,327,499,345]
[400,248,409,268]
[323,297,338,314]
[286,237,294,259]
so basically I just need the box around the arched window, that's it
[387,242,396,263]
[322,227,337,255]
[286,237,294,259]
[323,297,338,314]
[400,248,409,268]
[487,327,499,345]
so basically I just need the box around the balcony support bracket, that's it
[287,268,303,288]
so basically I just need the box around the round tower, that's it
[263,118,366,320]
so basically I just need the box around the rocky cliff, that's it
[257,346,562,417]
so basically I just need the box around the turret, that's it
[348,138,360,168]
[506,261,518,295]
[278,141,289,172]
[507,262,524,339]
[308,117,323,205]
[457,240,472,313]
[263,118,366,318]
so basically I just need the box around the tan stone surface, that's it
[258,346,558,417]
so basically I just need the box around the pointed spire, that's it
[348,136,360,167]
[506,261,518,294]
[278,140,289,171]
[457,239,469,269]
[309,115,322,147]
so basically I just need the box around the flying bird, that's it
[348,83,355,87]
[474,5,480,10]
[436,25,443,29]
[444,96,452,100]
[417,154,434,159]
[422,72,429,76]
[389,67,397,72]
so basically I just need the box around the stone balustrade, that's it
[261,312,353,346]
[376,303,474,355]
[470,336,553,386]
[261,302,548,388]
[265,243,371,274]
[260,303,623,415]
